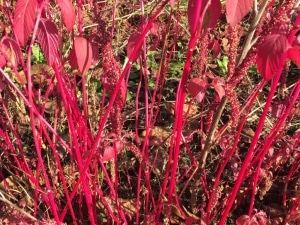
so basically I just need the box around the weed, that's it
[0,0,299,224]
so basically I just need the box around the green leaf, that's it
[32,44,45,64]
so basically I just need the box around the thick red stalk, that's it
[155,6,183,218]
[52,63,98,224]
[167,0,211,202]
[70,0,169,210]
[248,79,300,214]
[26,1,63,221]
[135,69,143,225]
[206,80,265,222]
[219,59,287,224]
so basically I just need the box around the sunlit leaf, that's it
[187,0,203,35]
[236,215,258,225]
[69,37,93,76]
[56,0,75,31]
[211,78,225,100]
[187,78,207,102]
[226,0,253,26]
[271,101,286,118]
[203,0,221,30]
[254,211,268,225]
[209,40,221,59]
[13,0,38,46]
[1,37,22,67]
[36,19,59,65]
[127,32,143,63]
[102,146,115,162]
[257,34,289,80]
[170,0,175,8]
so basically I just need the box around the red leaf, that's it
[102,146,115,162]
[120,78,127,106]
[203,0,221,30]
[56,0,75,31]
[86,34,100,67]
[69,37,93,76]
[208,39,221,59]
[170,0,175,8]
[257,34,289,80]
[0,54,6,68]
[13,0,38,46]
[267,147,274,157]
[226,0,253,26]
[149,23,161,51]
[254,211,267,225]
[187,0,203,35]
[236,215,258,225]
[150,23,159,36]
[211,78,225,100]
[287,46,300,67]
[36,19,59,65]
[127,32,143,62]
[292,31,300,46]
[258,168,267,179]
[185,216,196,225]
[187,78,207,102]
[286,210,300,223]
[1,37,22,67]
[271,101,286,118]
[102,141,123,162]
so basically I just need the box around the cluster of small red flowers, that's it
[265,0,296,35]
[195,32,209,77]
[226,24,242,80]
[229,0,296,88]
[226,88,240,129]
[125,143,143,163]
[97,20,124,139]
[229,48,257,87]
[205,96,219,132]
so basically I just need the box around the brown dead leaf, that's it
[149,146,168,176]
[164,102,198,116]
[12,64,54,84]
[241,126,255,143]
[0,176,17,189]
[162,204,185,224]
[222,37,230,52]
[182,205,200,220]
[44,100,57,114]
[140,126,172,146]
[262,203,284,219]
[96,197,139,219]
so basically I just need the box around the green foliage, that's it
[32,44,45,64]
[168,44,186,77]
[216,55,228,76]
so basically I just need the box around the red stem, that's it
[219,60,286,224]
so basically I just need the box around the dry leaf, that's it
[96,197,139,219]
[241,126,255,143]
[140,126,172,146]
[44,100,57,114]
[0,175,17,189]
[12,63,54,84]
[149,146,168,176]
[164,102,198,116]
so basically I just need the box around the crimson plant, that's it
[0,0,299,224]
